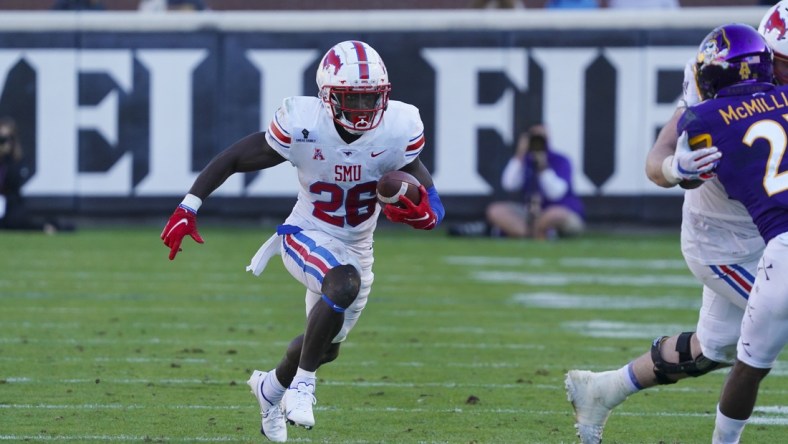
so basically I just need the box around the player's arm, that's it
[161,132,286,260]
[384,157,445,230]
[188,132,286,199]
[646,108,684,188]
[648,55,721,188]
[399,156,433,188]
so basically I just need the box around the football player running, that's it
[564,4,788,444]
[159,40,445,442]
[680,23,788,443]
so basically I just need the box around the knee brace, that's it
[320,264,360,313]
[651,331,724,385]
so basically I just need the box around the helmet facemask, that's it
[323,85,391,133]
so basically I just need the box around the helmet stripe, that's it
[351,40,369,79]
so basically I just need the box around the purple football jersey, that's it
[678,85,788,243]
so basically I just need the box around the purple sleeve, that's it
[549,153,573,184]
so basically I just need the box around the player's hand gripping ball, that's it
[378,171,437,230]
[376,170,421,207]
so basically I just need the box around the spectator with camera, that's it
[0,116,71,233]
[485,124,584,239]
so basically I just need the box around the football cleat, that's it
[283,381,317,429]
[247,370,287,442]
[565,370,630,444]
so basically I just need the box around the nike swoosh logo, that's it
[371,150,386,157]
[165,218,188,238]
[404,214,430,222]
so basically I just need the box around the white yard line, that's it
[562,320,694,339]
[513,292,699,309]
[0,405,785,426]
[445,256,686,270]
[3,378,787,394]
[474,271,698,287]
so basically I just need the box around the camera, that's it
[528,133,546,153]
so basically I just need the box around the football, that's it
[376,170,421,207]
[681,135,716,189]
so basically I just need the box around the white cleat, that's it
[283,381,317,429]
[565,370,630,444]
[247,370,287,442]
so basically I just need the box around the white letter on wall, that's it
[244,49,318,196]
[602,47,692,195]
[77,50,133,195]
[23,50,136,195]
[421,48,528,194]
[135,50,242,195]
[22,50,79,195]
[530,48,598,195]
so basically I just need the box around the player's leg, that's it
[276,231,357,428]
[271,329,346,382]
[272,286,368,391]
[486,201,528,237]
[275,229,372,429]
[714,238,788,443]
[566,257,755,444]
[713,362,770,444]
[282,267,361,429]
[626,259,750,389]
[246,228,357,436]
[534,205,583,239]
[299,264,360,370]
[566,322,729,444]
[625,278,743,386]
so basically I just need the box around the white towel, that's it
[246,232,281,276]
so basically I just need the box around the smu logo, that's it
[322,48,343,75]
[764,8,788,41]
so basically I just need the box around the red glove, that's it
[383,185,437,230]
[161,205,204,260]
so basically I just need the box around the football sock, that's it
[620,363,644,393]
[291,368,317,389]
[713,404,747,444]
[262,369,286,406]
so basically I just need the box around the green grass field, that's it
[1,225,786,443]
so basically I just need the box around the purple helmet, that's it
[695,23,774,100]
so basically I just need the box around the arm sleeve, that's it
[538,168,569,201]
[427,186,445,225]
[501,157,525,192]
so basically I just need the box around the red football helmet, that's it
[316,40,391,133]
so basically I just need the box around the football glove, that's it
[383,185,437,230]
[663,131,721,184]
[161,204,204,260]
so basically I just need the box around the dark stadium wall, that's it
[0,10,766,224]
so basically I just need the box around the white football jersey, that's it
[265,96,425,243]
[678,58,764,264]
